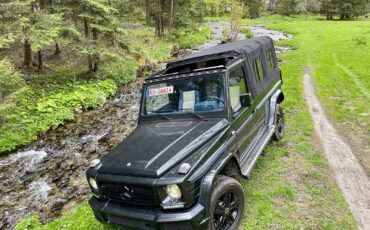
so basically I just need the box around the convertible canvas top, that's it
[146,36,275,81]
[167,36,274,68]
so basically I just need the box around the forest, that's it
[1,0,369,154]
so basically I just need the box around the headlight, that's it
[89,178,99,191]
[162,184,184,209]
[166,184,182,200]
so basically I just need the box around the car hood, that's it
[98,118,229,177]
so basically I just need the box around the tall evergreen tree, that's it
[0,0,63,70]
[245,0,263,18]
[320,0,367,19]
[275,0,297,17]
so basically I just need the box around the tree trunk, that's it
[92,28,99,73]
[37,50,43,71]
[24,39,32,68]
[155,0,163,37]
[84,17,93,72]
[168,0,174,37]
[54,42,61,56]
[145,0,150,26]
[327,12,333,20]
[84,17,89,38]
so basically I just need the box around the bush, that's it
[175,24,213,49]
[0,58,25,103]
[240,27,254,38]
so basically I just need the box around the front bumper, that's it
[89,197,209,230]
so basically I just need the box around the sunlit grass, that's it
[243,14,370,174]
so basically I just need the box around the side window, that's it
[253,55,264,83]
[266,49,275,73]
[229,65,247,112]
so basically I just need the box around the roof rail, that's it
[194,65,224,72]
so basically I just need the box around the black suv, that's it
[87,37,285,230]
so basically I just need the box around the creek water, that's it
[0,22,292,229]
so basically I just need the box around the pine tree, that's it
[61,0,118,72]
[275,0,297,17]
[245,0,263,18]
[21,13,63,70]
[0,0,62,70]
[319,0,338,19]
[319,0,367,19]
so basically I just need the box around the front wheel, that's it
[272,103,285,141]
[208,176,244,230]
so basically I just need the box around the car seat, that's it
[178,80,200,111]
[194,79,224,111]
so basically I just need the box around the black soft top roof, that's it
[167,36,273,68]
[146,36,274,81]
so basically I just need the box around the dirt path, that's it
[303,69,370,230]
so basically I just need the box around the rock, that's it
[48,198,67,212]
[170,44,180,57]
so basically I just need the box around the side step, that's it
[241,126,275,177]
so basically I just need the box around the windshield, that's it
[142,74,225,116]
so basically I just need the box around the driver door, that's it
[228,61,260,160]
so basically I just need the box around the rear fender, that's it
[268,89,284,126]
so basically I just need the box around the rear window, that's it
[266,49,276,73]
[253,55,264,83]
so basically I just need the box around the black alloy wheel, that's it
[209,176,244,230]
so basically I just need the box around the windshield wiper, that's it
[151,112,172,121]
[183,109,208,121]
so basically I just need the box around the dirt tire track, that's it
[303,70,370,230]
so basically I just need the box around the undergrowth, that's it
[0,24,212,153]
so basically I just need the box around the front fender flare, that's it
[198,151,234,216]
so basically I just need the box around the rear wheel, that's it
[272,103,284,141]
[208,176,244,230]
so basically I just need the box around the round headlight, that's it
[89,178,99,191]
[166,184,182,200]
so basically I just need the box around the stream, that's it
[0,22,292,229]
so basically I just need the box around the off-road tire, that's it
[272,103,284,141]
[208,175,244,230]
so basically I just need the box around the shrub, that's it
[240,27,254,38]
[176,24,213,49]
[0,58,25,103]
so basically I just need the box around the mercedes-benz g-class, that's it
[87,36,285,230]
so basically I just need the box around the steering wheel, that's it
[202,96,224,104]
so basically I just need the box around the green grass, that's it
[16,15,360,229]
[176,24,213,48]
[0,24,212,153]
[239,27,254,38]
[15,202,124,230]
[242,15,370,175]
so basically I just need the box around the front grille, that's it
[100,183,157,208]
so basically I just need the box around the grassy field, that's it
[15,15,361,229]
[244,15,370,176]
[0,24,212,153]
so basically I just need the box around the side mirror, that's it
[240,93,252,107]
